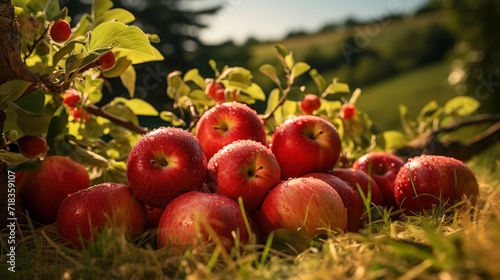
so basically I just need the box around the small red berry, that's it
[63,89,81,108]
[98,51,116,70]
[341,103,357,119]
[49,20,71,43]
[300,94,321,114]
[70,108,91,122]
[205,82,226,102]
[17,135,49,158]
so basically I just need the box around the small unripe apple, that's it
[394,155,479,215]
[340,103,357,119]
[98,51,116,70]
[17,156,90,224]
[299,94,321,114]
[69,108,91,122]
[57,183,148,247]
[49,20,71,43]
[63,89,81,108]
[16,135,48,159]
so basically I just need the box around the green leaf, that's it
[104,101,139,125]
[219,67,253,88]
[14,89,45,114]
[0,150,34,170]
[284,53,294,69]
[92,0,113,22]
[167,71,191,99]
[14,108,52,136]
[259,64,281,87]
[70,145,109,168]
[160,111,186,127]
[184,68,206,89]
[102,56,133,78]
[119,65,136,97]
[44,0,60,21]
[286,86,305,101]
[0,80,32,110]
[417,100,441,122]
[309,69,327,94]
[290,62,311,82]
[274,44,288,58]
[327,81,350,94]
[46,106,69,149]
[188,89,212,106]
[208,59,220,77]
[242,83,266,101]
[95,8,135,25]
[70,13,92,39]
[265,88,281,115]
[52,40,78,66]
[399,104,416,136]
[65,48,110,76]
[89,22,164,64]
[381,130,408,151]
[113,97,159,116]
[443,96,480,116]
[75,73,104,104]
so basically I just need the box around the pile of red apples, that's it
[16,101,479,250]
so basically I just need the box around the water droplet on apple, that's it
[148,136,155,141]
[181,167,188,172]
[167,130,173,136]
[296,120,303,125]
[191,156,199,163]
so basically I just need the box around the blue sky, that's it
[196,0,428,45]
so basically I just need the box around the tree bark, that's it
[0,0,39,229]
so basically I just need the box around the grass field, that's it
[356,60,456,131]
[1,145,498,279]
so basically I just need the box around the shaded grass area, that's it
[1,145,499,279]
[356,61,456,132]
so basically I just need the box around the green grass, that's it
[1,145,499,279]
[356,61,456,131]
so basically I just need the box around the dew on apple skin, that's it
[181,167,189,173]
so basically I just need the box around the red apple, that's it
[394,155,479,215]
[299,94,321,114]
[57,183,148,247]
[16,135,48,159]
[17,156,90,224]
[340,103,357,119]
[98,51,116,70]
[195,102,266,160]
[259,177,347,240]
[63,89,80,108]
[207,139,281,212]
[305,172,364,232]
[352,152,405,208]
[157,191,249,250]
[330,168,384,206]
[127,127,207,208]
[269,115,341,179]
[145,205,164,229]
[50,20,71,43]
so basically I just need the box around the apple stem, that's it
[314,130,324,139]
